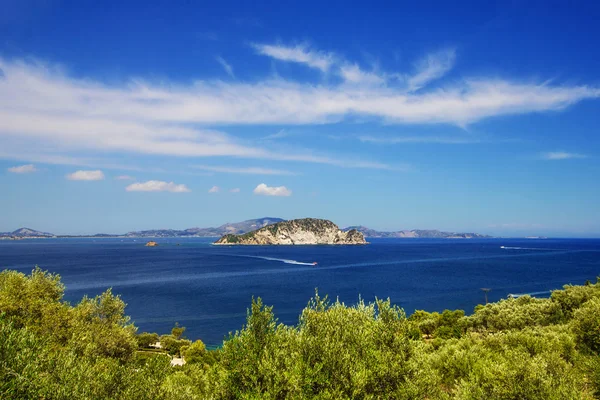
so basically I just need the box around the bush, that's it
[2,268,600,398]
[171,323,185,340]
[409,308,465,338]
[552,282,600,318]
[0,268,71,342]
[160,334,191,357]
[572,297,600,354]
[183,340,207,364]
[69,289,138,362]
[137,332,159,348]
[464,296,563,332]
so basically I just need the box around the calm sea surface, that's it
[1,238,599,346]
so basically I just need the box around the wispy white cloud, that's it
[230,188,240,193]
[215,56,234,78]
[344,160,411,171]
[0,148,151,172]
[208,185,220,193]
[126,180,190,192]
[253,183,292,196]
[8,164,37,173]
[339,64,385,86]
[254,43,385,86]
[2,57,594,127]
[0,55,598,170]
[193,165,296,175]
[0,58,396,170]
[252,43,335,72]
[359,135,480,144]
[115,175,135,180]
[541,151,588,160]
[262,129,290,140]
[326,134,343,141]
[407,48,456,92]
[66,170,105,181]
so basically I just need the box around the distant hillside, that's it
[0,228,55,239]
[1,219,492,239]
[123,217,285,238]
[215,218,367,245]
[343,226,492,239]
[183,217,285,237]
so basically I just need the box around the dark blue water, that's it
[1,238,599,346]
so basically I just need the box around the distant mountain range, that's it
[0,228,55,238]
[342,226,492,239]
[121,217,285,238]
[0,218,492,239]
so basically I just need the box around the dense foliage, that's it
[1,267,600,399]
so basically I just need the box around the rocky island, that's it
[213,218,367,245]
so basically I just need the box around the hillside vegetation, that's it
[1,268,600,399]
[214,218,366,245]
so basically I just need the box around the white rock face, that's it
[214,218,367,245]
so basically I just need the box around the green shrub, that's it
[171,323,186,340]
[160,334,191,357]
[2,268,600,398]
[465,295,564,332]
[183,340,207,364]
[572,297,600,354]
[137,332,159,348]
[552,282,600,318]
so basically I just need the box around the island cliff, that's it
[213,218,367,245]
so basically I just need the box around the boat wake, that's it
[221,254,317,266]
[68,250,586,291]
[508,290,552,298]
[500,246,557,251]
[256,256,316,266]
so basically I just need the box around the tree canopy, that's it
[1,267,599,399]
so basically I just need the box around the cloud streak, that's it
[253,183,292,196]
[339,64,385,86]
[541,151,588,160]
[66,170,105,181]
[215,56,234,78]
[8,164,37,173]
[2,57,595,128]
[407,48,456,92]
[262,129,290,140]
[192,165,296,175]
[0,53,598,170]
[0,58,398,170]
[252,43,334,71]
[125,180,190,192]
[359,135,480,144]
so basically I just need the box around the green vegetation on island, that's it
[214,218,367,245]
[2,267,600,399]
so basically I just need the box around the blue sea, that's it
[1,238,599,346]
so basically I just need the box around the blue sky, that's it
[1,0,600,236]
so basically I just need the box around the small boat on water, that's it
[312,262,318,266]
